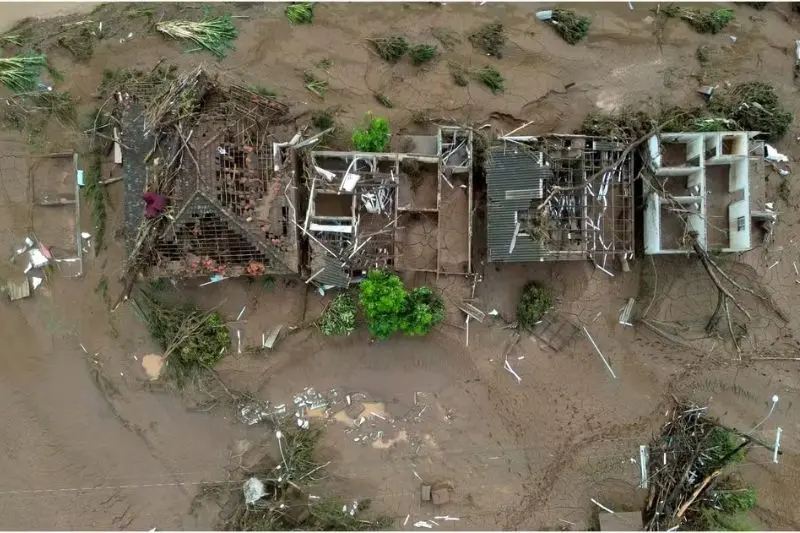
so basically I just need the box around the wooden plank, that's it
[263,325,284,349]
[459,301,485,322]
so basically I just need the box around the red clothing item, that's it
[143,192,168,218]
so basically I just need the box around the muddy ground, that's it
[2,1,800,530]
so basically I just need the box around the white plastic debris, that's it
[773,427,782,463]
[31,277,43,290]
[779,168,790,176]
[81,232,91,239]
[243,477,267,505]
[536,10,553,21]
[765,144,789,164]
[28,248,49,268]
[591,498,615,514]
[488,309,499,316]
[414,521,433,529]
[729,35,737,43]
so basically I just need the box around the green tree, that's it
[400,287,445,336]
[517,281,553,329]
[358,270,407,339]
[352,113,390,152]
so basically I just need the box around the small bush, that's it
[409,43,437,65]
[660,5,734,34]
[475,66,504,94]
[312,109,334,130]
[320,293,357,336]
[370,35,409,63]
[286,3,314,25]
[469,21,506,58]
[551,9,591,45]
[352,113,390,152]
[359,270,407,339]
[517,282,553,329]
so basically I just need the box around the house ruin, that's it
[301,126,474,287]
[643,131,770,255]
[121,72,300,280]
[485,135,635,274]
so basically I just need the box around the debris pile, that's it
[644,401,757,531]
[219,424,390,531]
[5,236,52,301]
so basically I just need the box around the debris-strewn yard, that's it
[2,2,800,531]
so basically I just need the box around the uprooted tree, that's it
[644,398,766,531]
[358,270,445,340]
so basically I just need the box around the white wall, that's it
[726,200,751,251]
[644,192,661,254]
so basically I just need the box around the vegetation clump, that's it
[474,65,504,94]
[0,53,47,92]
[449,63,469,87]
[352,113,390,152]
[469,21,506,58]
[551,9,591,44]
[659,5,735,34]
[409,43,438,65]
[370,35,409,63]
[320,293,357,336]
[285,3,314,25]
[84,150,107,253]
[156,15,238,59]
[132,290,230,386]
[311,109,334,130]
[58,26,95,61]
[218,423,391,531]
[358,270,445,339]
[303,70,327,98]
[516,282,553,329]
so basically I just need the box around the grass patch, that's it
[551,9,591,44]
[474,65,504,94]
[247,84,278,98]
[409,43,437,65]
[84,150,107,254]
[285,3,314,25]
[369,35,409,63]
[95,275,110,306]
[374,93,393,108]
[156,15,238,59]
[311,109,335,130]
[320,293,357,336]
[449,62,469,87]
[469,21,506,58]
[659,5,735,34]
[303,71,327,98]
[431,27,461,51]
[58,26,95,61]
[352,113,390,152]
[0,53,47,92]
[131,289,230,387]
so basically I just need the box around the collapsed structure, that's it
[485,135,635,274]
[643,131,771,255]
[120,68,300,283]
[301,126,474,287]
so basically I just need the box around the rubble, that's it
[243,477,267,505]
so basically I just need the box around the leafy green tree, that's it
[352,113,390,152]
[358,270,407,339]
[517,281,553,329]
[400,287,445,336]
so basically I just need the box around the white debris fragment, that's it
[729,35,737,43]
[536,10,553,21]
[414,521,433,529]
[31,277,43,290]
[639,445,649,489]
[765,144,789,164]
[503,358,522,383]
[773,427,782,463]
[243,477,267,504]
[434,516,460,521]
[591,498,615,514]
[28,248,49,268]
[404,514,410,527]
[81,232,92,239]
[488,309,499,316]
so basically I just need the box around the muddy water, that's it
[0,2,97,32]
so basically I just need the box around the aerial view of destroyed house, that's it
[2,1,798,531]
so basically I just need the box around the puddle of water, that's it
[372,429,408,450]
[331,401,387,426]
[141,353,164,380]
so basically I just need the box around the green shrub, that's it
[359,270,407,339]
[401,287,445,336]
[409,44,437,65]
[551,9,591,45]
[320,293,357,336]
[352,113,390,152]
[517,282,553,329]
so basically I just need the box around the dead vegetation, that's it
[214,422,390,531]
[469,21,506,58]
[644,399,761,531]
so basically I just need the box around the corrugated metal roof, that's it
[315,254,351,288]
[485,146,553,263]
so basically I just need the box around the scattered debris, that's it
[431,483,451,505]
[591,498,615,514]
[639,445,649,489]
[583,326,617,379]
[619,298,635,327]
[765,143,789,164]
[243,476,267,504]
[5,277,31,301]
[414,521,433,528]
[503,357,522,383]
[773,427,782,463]
[155,16,238,60]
